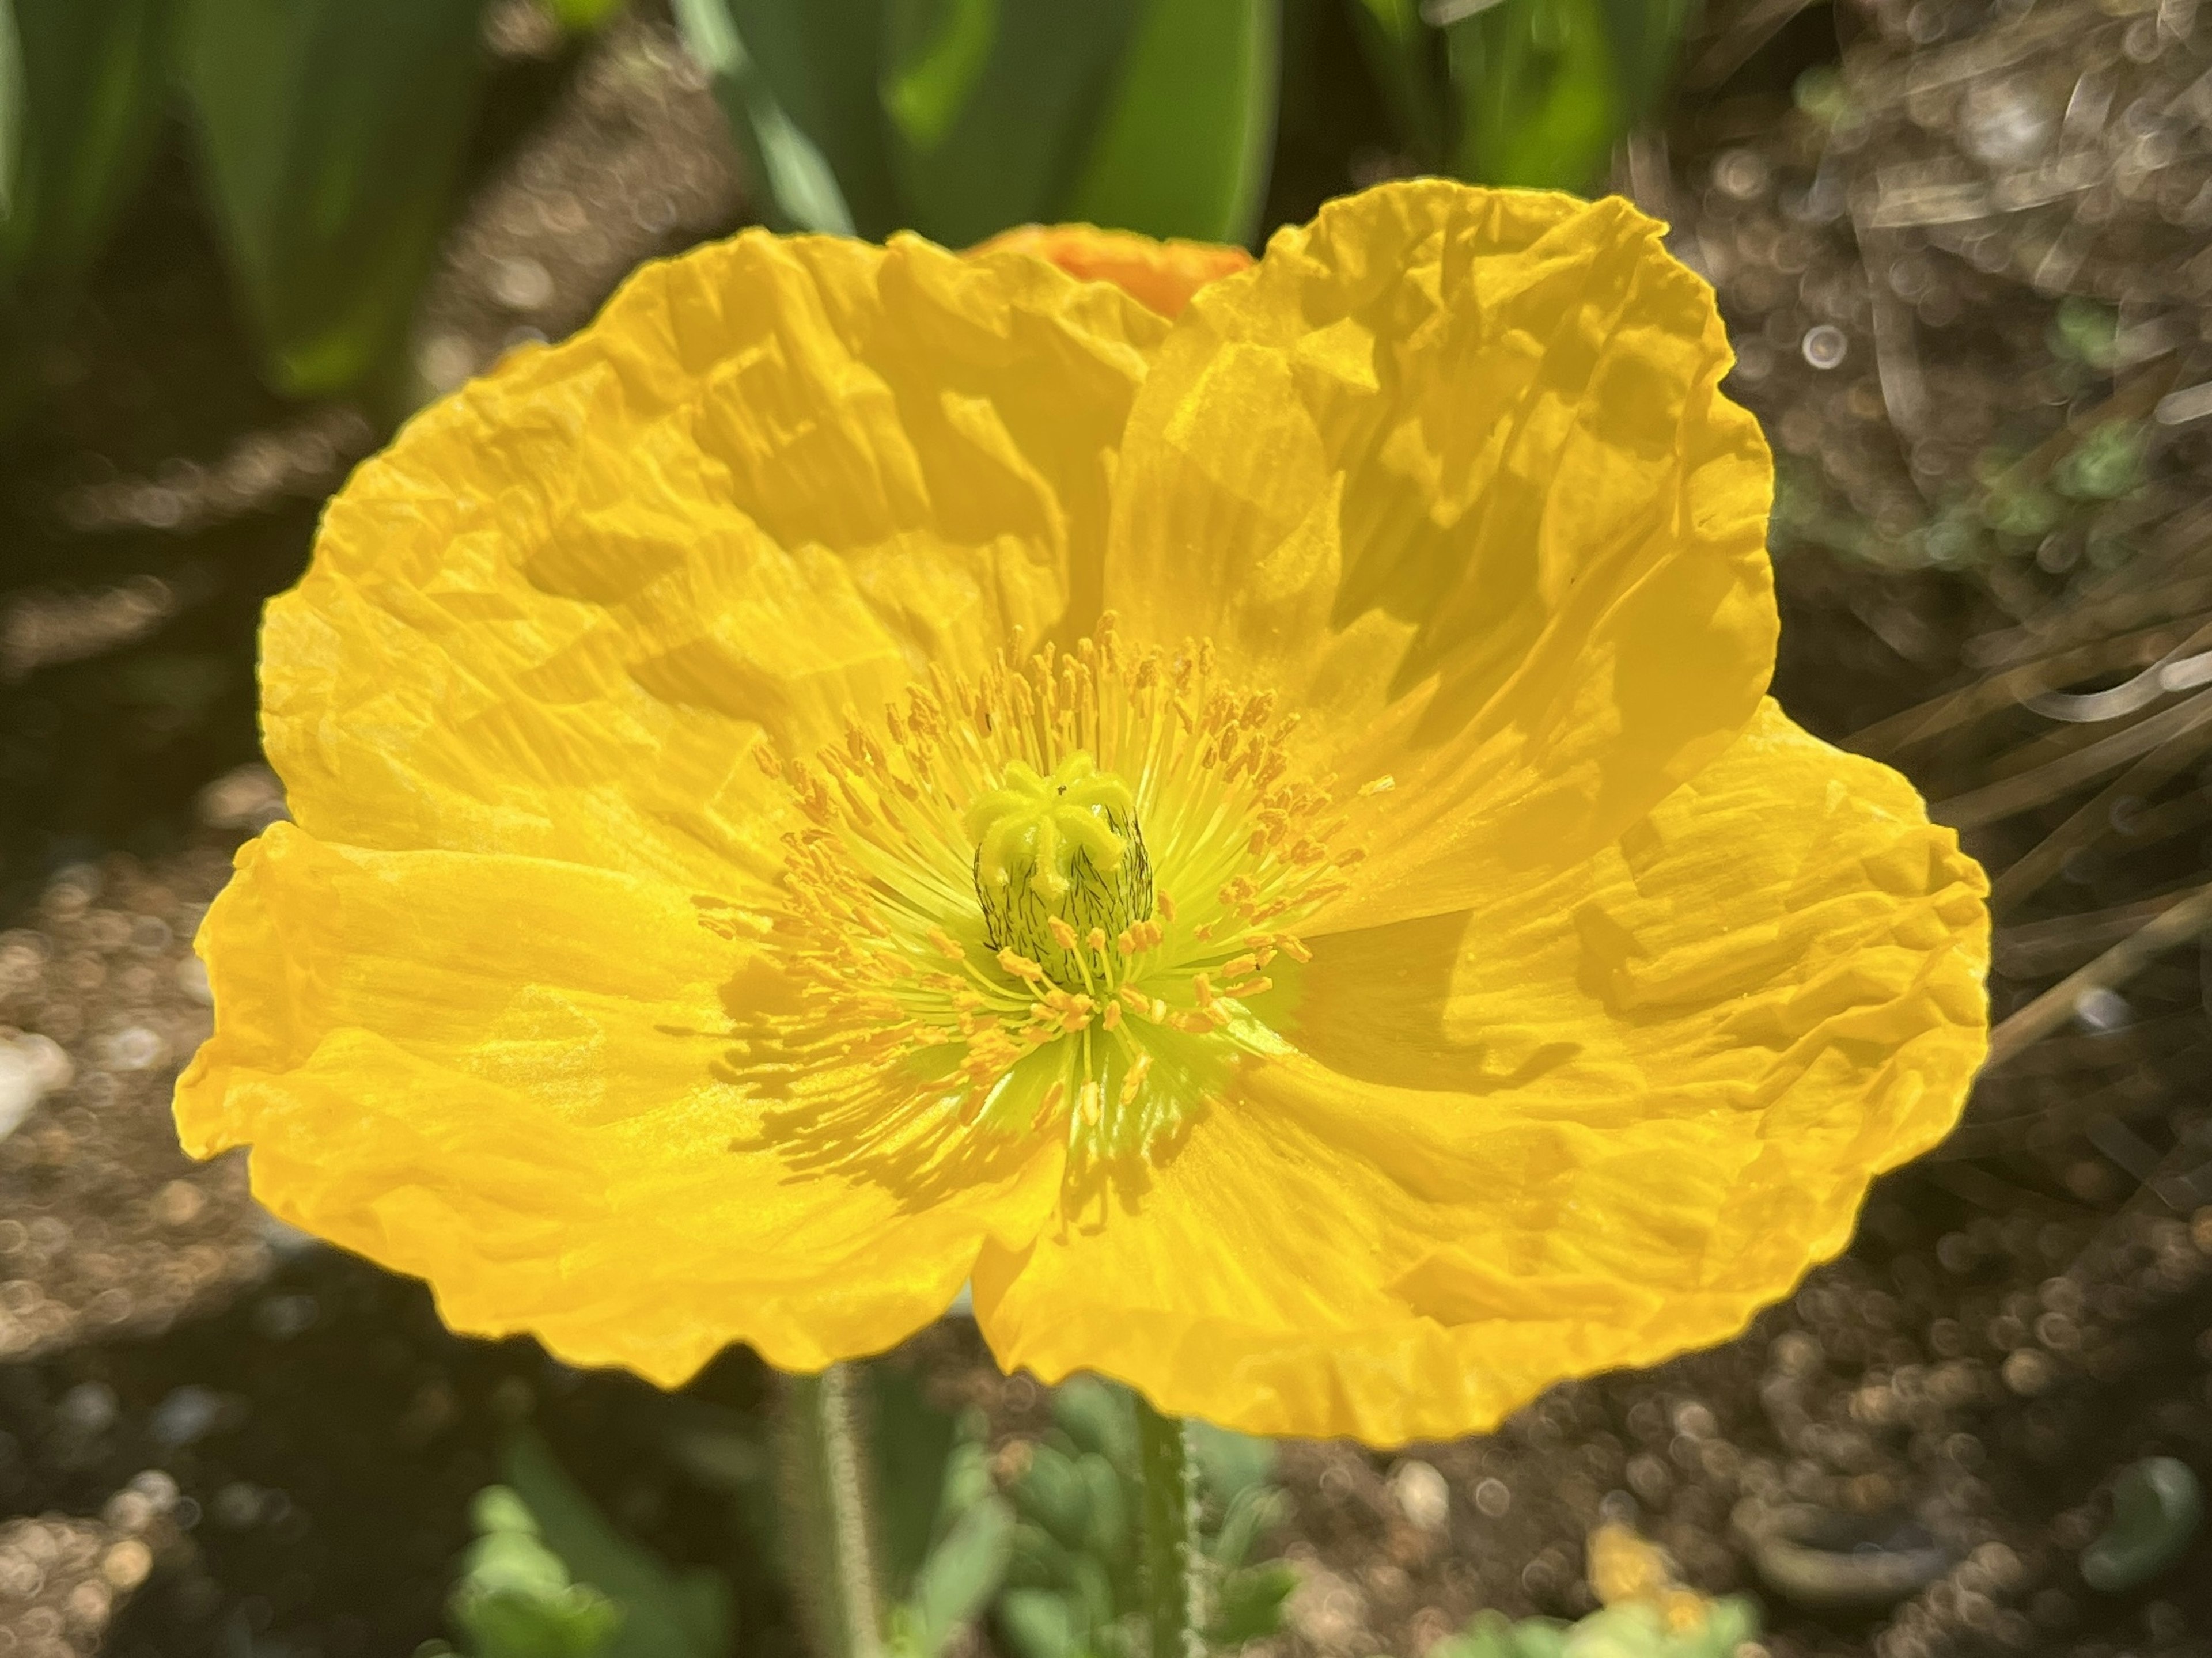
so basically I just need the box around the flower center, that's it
[967,752,1152,989]
[737,616,1363,1186]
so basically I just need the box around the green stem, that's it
[1134,1394,1203,1658]
[780,1364,884,1658]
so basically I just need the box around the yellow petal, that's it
[268,229,1169,894]
[969,224,1254,318]
[974,704,1987,1443]
[1104,180,1776,932]
[176,823,1065,1384]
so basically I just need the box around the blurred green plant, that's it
[546,0,627,32]
[435,1485,624,1658]
[673,0,1279,246]
[995,1376,1294,1658]
[0,0,174,409]
[174,0,492,399]
[1432,1596,1760,1658]
[1348,0,1697,192]
[421,1431,733,1658]
[0,0,1702,421]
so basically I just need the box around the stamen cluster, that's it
[739,617,1365,1182]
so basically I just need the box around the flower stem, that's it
[779,1364,884,1658]
[1133,1394,1203,1658]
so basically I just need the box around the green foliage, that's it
[501,1430,734,1658]
[884,0,1140,253]
[995,1376,1292,1658]
[173,0,491,397]
[2054,422,2145,503]
[1348,0,1698,194]
[2050,296,2119,371]
[676,0,1279,246]
[1445,0,1620,191]
[443,1486,624,1658]
[1433,1598,1759,1658]
[869,1367,1018,1658]
[1057,0,1279,244]
[0,0,173,408]
[0,0,171,288]
[545,0,627,32]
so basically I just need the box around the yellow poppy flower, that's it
[173,182,1988,1446]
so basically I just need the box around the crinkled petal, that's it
[1104,180,1775,932]
[969,224,1254,317]
[176,824,1065,1384]
[974,705,1987,1442]
[269,230,1168,897]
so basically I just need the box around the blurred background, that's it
[3,0,2212,1655]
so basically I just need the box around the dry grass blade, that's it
[1933,688,2212,829]
[1982,881,2212,1068]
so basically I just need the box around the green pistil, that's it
[967,753,1152,987]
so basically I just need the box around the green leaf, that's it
[872,1364,964,1600]
[1058,0,1280,244]
[0,3,24,230]
[501,1431,733,1658]
[0,0,172,418]
[546,0,627,32]
[881,0,1141,246]
[1208,1561,1294,1646]
[1443,0,1621,193]
[455,1587,624,1658]
[1343,0,1446,164]
[1016,1444,1094,1553]
[174,0,490,396]
[677,0,908,235]
[450,1484,623,1658]
[1051,1378,1135,1470]
[1188,1421,1274,1507]
[1206,1484,1288,1572]
[998,1587,1081,1658]
[1596,0,1694,126]
[892,1495,1014,1657]
[883,0,998,152]
[0,0,172,284]
[673,0,853,233]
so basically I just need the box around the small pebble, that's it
[2080,1457,2203,1591]
[1390,1459,1449,1533]
[1802,325,1849,369]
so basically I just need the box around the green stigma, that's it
[966,753,1151,984]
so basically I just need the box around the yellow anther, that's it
[1358,774,1395,796]
[1047,916,1081,953]
[1086,927,1108,954]
[1157,893,1177,923]
[998,947,1044,981]
[1220,954,1259,980]
[1102,1003,1123,1030]
[929,927,964,961]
